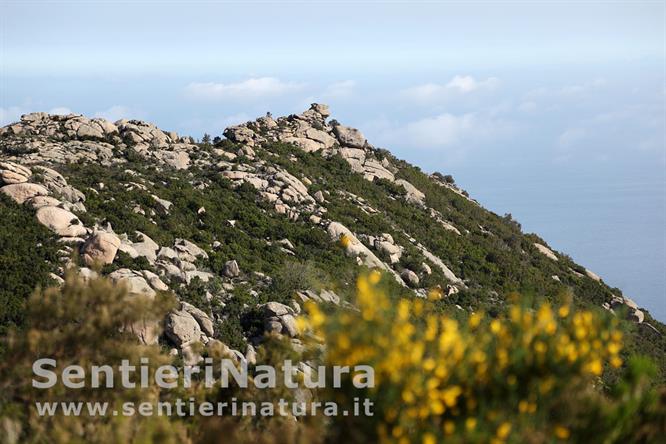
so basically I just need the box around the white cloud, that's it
[320,80,356,99]
[401,75,499,102]
[446,75,499,93]
[184,77,304,101]
[0,106,28,125]
[372,112,516,155]
[94,105,140,122]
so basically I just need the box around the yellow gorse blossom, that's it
[300,272,625,443]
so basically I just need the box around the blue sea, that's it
[466,175,666,322]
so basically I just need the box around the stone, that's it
[262,301,294,317]
[395,179,425,205]
[401,269,420,287]
[0,161,31,184]
[132,232,159,263]
[108,269,156,296]
[141,270,169,291]
[280,314,299,337]
[175,239,208,261]
[327,222,387,270]
[223,259,240,278]
[81,231,121,266]
[27,195,62,209]
[534,243,558,261]
[310,103,331,118]
[1,183,49,204]
[181,301,215,337]
[585,269,601,282]
[333,125,366,148]
[313,190,325,203]
[165,309,202,346]
[35,206,87,237]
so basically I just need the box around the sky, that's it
[1,0,665,319]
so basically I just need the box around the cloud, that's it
[94,105,143,122]
[320,80,356,100]
[184,77,304,101]
[0,106,28,125]
[401,75,499,102]
[371,111,516,155]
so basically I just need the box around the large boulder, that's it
[333,125,366,148]
[327,222,386,270]
[108,268,156,296]
[401,269,420,287]
[165,309,202,346]
[533,243,558,261]
[132,232,160,263]
[223,259,240,278]
[35,206,87,237]
[1,183,49,204]
[0,162,31,185]
[80,232,121,266]
[395,179,426,205]
[181,301,215,337]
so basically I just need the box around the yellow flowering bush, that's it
[300,271,664,443]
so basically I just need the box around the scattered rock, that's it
[35,206,87,237]
[534,243,558,261]
[223,260,240,278]
[165,309,202,346]
[401,269,420,287]
[80,231,121,266]
[1,183,49,204]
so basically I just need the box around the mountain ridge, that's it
[1,103,664,380]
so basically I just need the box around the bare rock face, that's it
[108,268,156,296]
[165,309,202,346]
[0,161,31,184]
[401,269,420,287]
[533,243,558,261]
[35,206,87,237]
[395,179,426,205]
[260,302,299,338]
[333,124,366,148]
[181,301,215,337]
[327,222,387,270]
[1,183,49,204]
[223,259,240,278]
[81,232,121,266]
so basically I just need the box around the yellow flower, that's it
[465,417,477,431]
[442,385,462,407]
[428,287,443,300]
[366,270,380,285]
[554,425,571,439]
[611,356,623,368]
[558,305,570,318]
[340,233,351,248]
[423,433,436,444]
[497,422,512,439]
[443,420,455,435]
[469,312,483,328]
[586,358,603,376]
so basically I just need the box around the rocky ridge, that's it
[0,104,659,368]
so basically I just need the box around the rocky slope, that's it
[1,104,664,377]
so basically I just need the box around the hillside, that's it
[1,103,664,381]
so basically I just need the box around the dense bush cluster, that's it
[0,195,58,341]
